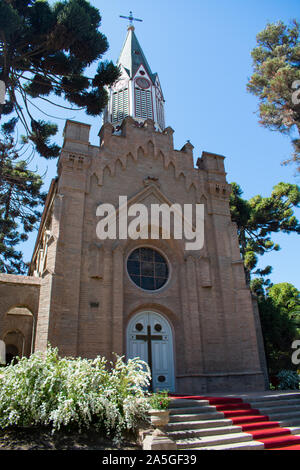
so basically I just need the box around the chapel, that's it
[0,23,268,393]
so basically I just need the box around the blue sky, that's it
[21,0,300,288]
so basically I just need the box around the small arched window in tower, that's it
[127,247,169,291]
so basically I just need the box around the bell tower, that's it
[104,20,165,132]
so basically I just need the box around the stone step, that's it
[169,399,209,408]
[283,426,300,435]
[253,404,300,414]
[175,432,254,449]
[261,410,300,421]
[169,405,217,415]
[167,425,242,440]
[166,418,232,432]
[246,393,300,403]
[169,412,222,422]
[190,440,265,451]
[280,418,300,427]
[247,398,300,408]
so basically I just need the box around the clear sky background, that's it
[21,0,300,289]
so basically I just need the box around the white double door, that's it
[127,311,175,392]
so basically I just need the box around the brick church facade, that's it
[0,25,268,393]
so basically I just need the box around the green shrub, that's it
[276,370,300,390]
[0,346,151,441]
[148,390,170,410]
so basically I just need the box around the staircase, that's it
[244,392,300,450]
[166,393,300,450]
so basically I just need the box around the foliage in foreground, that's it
[0,347,151,441]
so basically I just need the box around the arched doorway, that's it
[3,330,24,365]
[127,311,175,392]
[5,344,19,365]
[2,306,35,359]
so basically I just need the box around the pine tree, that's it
[0,0,120,158]
[268,282,300,313]
[229,181,300,286]
[0,119,45,273]
[247,20,300,172]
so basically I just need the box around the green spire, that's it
[117,26,155,82]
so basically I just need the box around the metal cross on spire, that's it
[119,11,143,27]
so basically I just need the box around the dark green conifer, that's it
[0,0,120,158]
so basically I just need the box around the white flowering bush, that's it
[0,347,151,441]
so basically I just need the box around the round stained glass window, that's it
[127,247,169,291]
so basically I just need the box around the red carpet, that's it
[170,394,300,450]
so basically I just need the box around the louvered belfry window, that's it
[156,96,165,130]
[112,88,129,123]
[135,88,153,120]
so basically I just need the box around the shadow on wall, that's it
[5,344,19,365]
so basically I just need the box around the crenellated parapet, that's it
[58,118,232,203]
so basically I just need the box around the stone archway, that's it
[0,274,40,358]
[2,307,35,360]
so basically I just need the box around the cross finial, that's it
[119,11,143,28]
